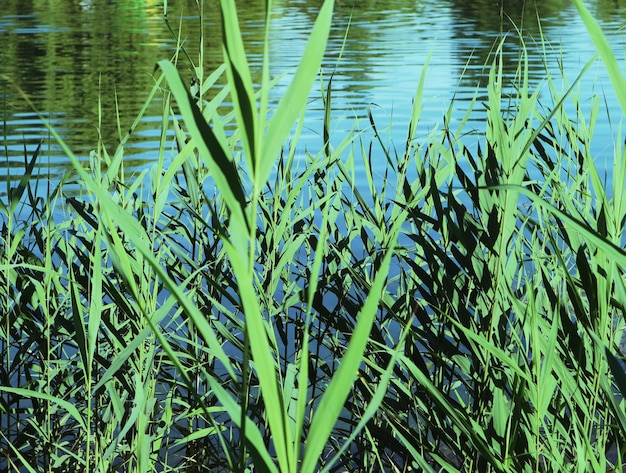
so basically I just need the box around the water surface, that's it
[1,0,625,188]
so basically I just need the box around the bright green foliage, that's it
[2,1,626,473]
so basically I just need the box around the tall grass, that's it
[2,0,626,472]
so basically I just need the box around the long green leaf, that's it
[156,60,249,233]
[258,0,335,191]
[220,236,293,471]
[0,430,38,473]
[572,0,626,115]
[206,376,279,473]
[219,0,257,175]
[320,319,413,473]
[300,211,405,473]
[493,184,626,267]
[0,387,87,431]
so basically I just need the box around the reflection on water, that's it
[1,0,625,186]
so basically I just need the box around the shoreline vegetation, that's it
[3,0,626,471]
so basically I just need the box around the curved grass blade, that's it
[68,262,89,380]
[319,318,413,473]
[4,139,40,215]
[156,60,248,232]
[0,387,87,431]
[300,211,406,473]
[258,0,335,191]
[493,184,626,267]
[206,376,279,473]
[0,430,38,473]
[572,0,626,115]
[219,235,294,472]
[219,0,257,175]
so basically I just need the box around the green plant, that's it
[3,1,626,472]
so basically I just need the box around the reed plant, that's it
[2,0,626,471]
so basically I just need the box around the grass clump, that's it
[2,0,626,472]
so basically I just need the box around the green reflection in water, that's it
[1,0,625,181]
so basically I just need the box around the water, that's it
[1,0,625,190]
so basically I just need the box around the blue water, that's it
[0,0,624,190]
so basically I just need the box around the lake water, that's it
[1,0,625,190]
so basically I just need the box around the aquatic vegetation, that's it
[2,0,626,471]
